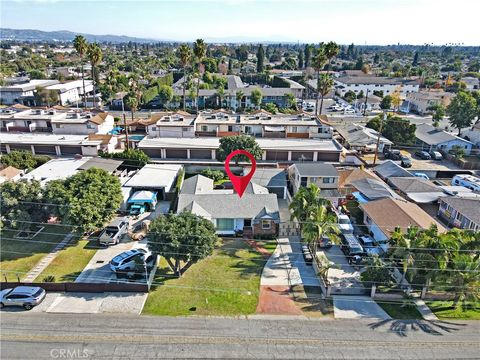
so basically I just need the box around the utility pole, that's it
[372,111,387,166]
[363,89,369,116]
[121,96,130,150]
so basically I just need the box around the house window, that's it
[201,125,208,132]
[323,177,335,184]
[261,220,271,230]
[151,127,157,131]
[245,126,251,134]
[291,126,297,133]
[217,218,234,231]
[182,127,189,132]
[244,219,252,227]
[86,124,95,129]
[300,177,308,187]
[228,125,233,132]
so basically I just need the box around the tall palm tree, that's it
[289,183,329,235]
[389,226,418,283]
[235,90,244,111]
[302,204,339,255]
[125,94,138,122]
[216,86,225,108]
[312,45,327,116]
[193,39,207,114]
[177,44,192,111]
[324,41,340,74]
[317,73,334,115]
[87,43,102,108]
[73,35,88,109]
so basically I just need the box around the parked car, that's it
[400,155,412,168]
[340,233,364,264]
[319,235,332,249]
[344,108,355,114]
[358,235,383,256]
[429,151,443,160]
[385,149,402,160]
[99,217,130,246]
[0,286,46,310]
[337,214,354,233]
[109,248,154,273]
[414,172,430,180]
[415,151,431,160]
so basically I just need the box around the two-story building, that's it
[0,78,59,106]
[334,76,420,98]
[139,111,196,138]
[405,90,454,115]
[43,80,94,106]
[51,112,114,135]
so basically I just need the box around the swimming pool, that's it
[129,135,145,142]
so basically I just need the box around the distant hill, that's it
[0,28,162,43]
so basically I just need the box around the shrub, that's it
[200,169,225,182]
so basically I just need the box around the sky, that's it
[1,0,480,45]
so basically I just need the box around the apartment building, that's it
[334,75,420,98]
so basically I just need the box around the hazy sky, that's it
[1,0,479,45]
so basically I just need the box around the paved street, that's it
[1,313,478,359]
[333,295,390,320]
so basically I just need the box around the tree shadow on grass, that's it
[368,318,467,337]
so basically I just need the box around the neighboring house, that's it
[0,133,105,157]
[77,157,123,174]
[460,77,480,91]
[356,94,382,113]
[195,110,332,139]
[415,123,473,155]
[0,166,23,184]
[86,134,119,154]
[20,157,91,186]
[437,197,480,231]
[338,167,382,195]
[335,123,393,153]
[334,75,420,98]
[43,80,94,106]
[360,197,446,242]
[138,136,343,162]
[461,120,480,147]
[405,90,454,115]
[0,78,59,105]
[177,175,280,236]
[245,167,288,199]
[51,112,114,135]
[374,160,413,181]
[122,164,183,201]
[139,111,196,138]
[349,178,400,203]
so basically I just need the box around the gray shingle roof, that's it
[388,177,440,193]
[415,123,473,146]
[292,163,338,177]
[375,160,413,179]
[247,167,287,188]
[351,178,400,200]
[439,197,480,225]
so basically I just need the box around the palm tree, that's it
[177,44,192,111]
[216,86,225,108]
[193,39,207,114]
[235,90,244,111]
[289,183,329,235]
[317,73,334,115]
[389,226,418,283]
[312,46,327,116]
[125,94,138,122]
[324,41,340,74]
[302,204,339,255]
[87,43,102,108]
[73,35,88,108]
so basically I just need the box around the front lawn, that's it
[143,238,270,316]
[0,225,72,281]
[426,301,480,320]
[377,300,423,319]
[34,239,97,282]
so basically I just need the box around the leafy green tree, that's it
[46,168,122,233]
[382,114,416,145]
[284,93,296,110]
[147,212,217,276]
[235,89,244,111]
[304,44,312,68]
[250,89,263,109]
[380,95,392,110]
[0,150,50,170]
[100,148,149,167]
[0,179,44,230]
[217,135,263,164]
[158,85,173,108]
[29,69,46,79]
[428,104,446,127]
[177,44,192,111]
[263,102,278,114]
[298,49,304,69]
[343,90,356,103]
[73,35,88,108]
[256,44,265,73]
[447,91,478,135]
[200,169,225,182]
[366,117,381,131]
[361,256,394,287]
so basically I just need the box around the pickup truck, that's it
[99,217,130,246]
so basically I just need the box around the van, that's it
[340,233,364,257]
[451,174,480,192]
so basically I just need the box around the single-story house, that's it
[338,167,382,196]
[20,157,91,186]
[350,178,400,203]
[335,123,393,153]
[77,157,123,174]
[360,197,446,243]
[374,160,412,181]
[415,123,473,155]
[437,197,480,231]
[177,175,279,236]
[123,164,183,201]
[0,166,23,184]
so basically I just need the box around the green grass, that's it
[256,240,277,254]
[377,300,423,319]
[426,301,480,320]
[33,239,97,282]
[143,238,268,316]
[0,225,72,281]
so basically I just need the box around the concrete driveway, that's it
[333,295,390,320]
[75,238,148,283]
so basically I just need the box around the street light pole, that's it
[121,96,130,150]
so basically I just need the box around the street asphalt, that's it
[1,312,478,359]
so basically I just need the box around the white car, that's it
[109,248,154,273]
[337,214,354,233]
[344,108,355,114]
[0,286,46,310]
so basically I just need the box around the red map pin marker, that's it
[224,149,257,198]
